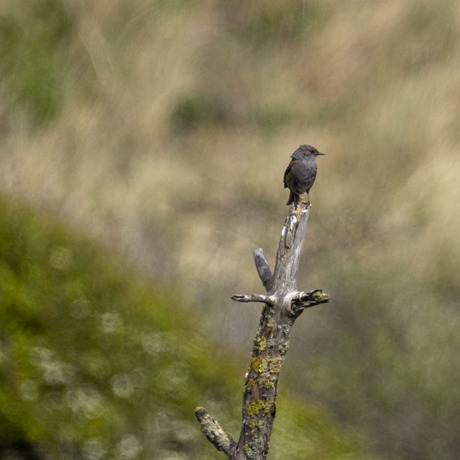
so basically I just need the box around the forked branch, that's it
[195,202,329,459]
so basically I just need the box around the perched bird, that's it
[283,144,325,205]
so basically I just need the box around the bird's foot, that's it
[293,201,302,211]
[292,201,310,214]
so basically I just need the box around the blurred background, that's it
[1,0,460,458]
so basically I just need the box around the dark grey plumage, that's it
[283,144,325,205]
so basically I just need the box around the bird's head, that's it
[293,144,325,159]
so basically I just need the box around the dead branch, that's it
[195,202,329,459]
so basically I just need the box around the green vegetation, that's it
[1,0,460,458]
[0,200,364,457]
[0,0,74,123]
[0,199,231,458]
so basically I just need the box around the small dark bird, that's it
[283,144,325,205]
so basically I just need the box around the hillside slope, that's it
[0,199,365,459]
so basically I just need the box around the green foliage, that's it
[169,92,231,133]
[0,0,74,123]
[254,104,294,132]
[0,200,225,457]
[238,1,331,47]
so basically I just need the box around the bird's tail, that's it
[286,191,296,205]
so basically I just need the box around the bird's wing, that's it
[283,160,293,188]
[305,164,318,193]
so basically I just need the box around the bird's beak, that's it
[318,152,325,155]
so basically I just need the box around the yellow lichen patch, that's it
[313,290,327,301]
[246,399,275,417]
[262,399,275,415]
[247,400,265,416]
[243,443,254,458]
[269,357,283,374]
[255,336,267,351]
[278,340,290,355]
[263,380,274,390]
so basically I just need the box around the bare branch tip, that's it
[194,407,236,455]
[291,289,330,312]
[231,294,274,305]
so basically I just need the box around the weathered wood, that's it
[195,202,329,459]
[194,407,236,456]
[253,249,273,291]
[231,294,274,305]
[270,205,311,295]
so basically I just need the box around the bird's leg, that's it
[299,193,310,205]
[297,192,306,204]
